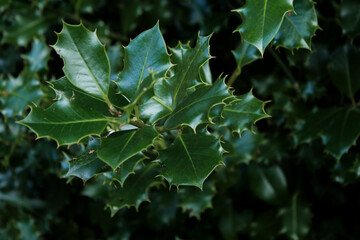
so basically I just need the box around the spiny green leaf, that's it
[294,108,360,159]
[247,165,288,205]
[339,0,360,40]
[106,163,161,216]
[66,137,111,182]
[220,91,270,135]
[273,0,319,51]
[97,126,159,170]
[168,35,212,107]
[107,153,145,186]
[164,78,231,130]
[50,76,128,110]
[232,41,262,70]
[21,38,50,72]
[158,131,223,189]
[18,94,110,146]
[234,0,294,55]
[116,22,172,103]
[1,12,51,46]
[328,44,360,102]
[279,194,312,239]
[0,67,42,117]
[178,180,216,219]
[53,22,111,101]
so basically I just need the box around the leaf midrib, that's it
[178,135,198,178]
[65,27,108,99]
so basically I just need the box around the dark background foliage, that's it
[1,0,360,239]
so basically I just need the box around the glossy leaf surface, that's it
[340,0,360,40]
[164,79,230,130]
[232,41,262,69]
[109,153,145,186]
[107,163,160,216]
[273,0,319,50]
[234,0,294,54]
[116,23,172,102]
[18,95,109,146]
[98,126,158,170]
[158,131,223,189]
[66,137,110,182]
[220,91,270,134]
[53,22,110,100]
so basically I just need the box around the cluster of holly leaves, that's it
[1,0,360,239]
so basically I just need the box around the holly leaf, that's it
[279,194,312,239]
[164,78,231,130]
[97,126,159,170]
[234,0,294,55]
[52,22,111,101]
[107,153,145,186]
[339,0,360,40]
[168,35,212,107]
[247,165,288,205]
[273,0,319,51]
[328,44,360,101]
[106,163,161,216]
[50,76,128,110]
[220,91,270,135]
[1,12,51,46]
[295,108,360,159]
[157,131,223,189]
[178,180,216,219]
[0,67,42,117]
[21,38,50,72]
[115,22,172,103]
[232,41,262,70]
[66,137,111,182]
[17,93,110,146]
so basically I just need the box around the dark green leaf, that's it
[295,108,360,159]
[107,163,161,216]
[116,23,172,103]
[234,0,293,54]
[107,153,145,186]
[339,0,360,40]
[66,137,111,182]
[273,0,319,51]
[178,181,216,219]
[158,131,223,188]
[232,41,262,69]
[248,165,288,204]
[18,96,109,146]
[164,79,231,130]
[279,194,312,239]
[0,67,42,117]
[328,44,360,101]
[53,22,111,101]
[98,126,158,170]
[168,35,212,107]
[1,12,51,46]
[220,91,270,135]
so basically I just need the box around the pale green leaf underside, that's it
[158,132,223,189]
[234,0,294,55]
[53,22,110,100]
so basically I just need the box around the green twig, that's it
[227,67,241,86]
